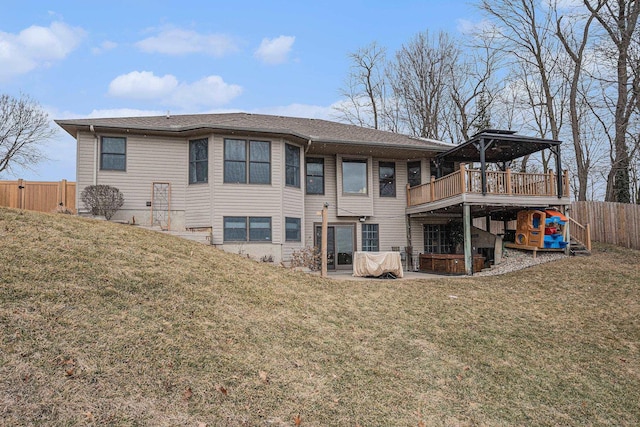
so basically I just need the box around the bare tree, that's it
[480,0,564,138]
[390,30,459,141]
[585,0,640,202]
[334,42,389,130]
[0,94,54,175]
[554,1,602,200]
[449,32,502,142]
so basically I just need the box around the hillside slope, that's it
[1,208,639,426]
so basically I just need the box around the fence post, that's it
[406,183,411,207]
[17,179,25,209]
[506,168,512,195]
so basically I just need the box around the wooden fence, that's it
[0,179,76,214]
[571,201,640,250]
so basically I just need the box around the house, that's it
[56,113,573,273]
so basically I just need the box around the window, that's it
[189,138,208,184]
[223,216,272,242]
[362,224,379,252]
[408,161,421,187]
[423,224,455,254]
[100,137,126,171]
[285,217,301,241]
[342,159,367,194]
[306,158,324,195]
[224,139,271,184]
[224,217,247,241]
[379,162,396,197]
[249,217,272,241]
[285,144,300,187]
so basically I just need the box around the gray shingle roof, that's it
[55,112,453,151]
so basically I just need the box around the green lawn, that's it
[1,207,638,426]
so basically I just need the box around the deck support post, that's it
[551,145,563,198]
[479,138,487,195]
[321,203,328,278]
[463,204,473,275]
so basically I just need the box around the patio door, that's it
[315,224,355,270]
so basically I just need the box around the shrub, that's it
[80,185,124,220]
[290,246,321,271]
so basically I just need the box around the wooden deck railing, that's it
[407,164,570,207]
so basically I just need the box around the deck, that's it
[406,164,570,215]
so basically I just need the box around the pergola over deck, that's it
[407,129,570,217]
[406,130,571,275]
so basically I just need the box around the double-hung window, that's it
[379,162,396,197]
[306,158,324,195]
[361,224,379,251]
[100,137,126,171]
[223,216,272,242]
[285,144,300,187]
[224,139,271,184]
[285,217,301,241]
[189,138,208,184]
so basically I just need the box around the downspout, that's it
[304,139,312,153]
[90,125,98,185]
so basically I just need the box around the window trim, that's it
[100,136,126,171]
[223,138,271,185]
[285,217,302,242]
[188,138,208,184]
[342,158,368,195]
[285,144,301,188]
[361,223,379,252]
[305,157,325,195]
[223,216,273,243]
[379,161,396,197]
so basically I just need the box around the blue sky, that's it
[1,0,480,181]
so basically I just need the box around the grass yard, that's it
[1,207,639,426]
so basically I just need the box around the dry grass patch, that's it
[1,207,639,426]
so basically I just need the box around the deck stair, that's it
[569,237,591,256]
[567,216,591,256]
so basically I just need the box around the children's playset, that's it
[513,209,568,250]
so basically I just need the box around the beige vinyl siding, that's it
[211,135,286,246]
[185,136,213,228]
[95,134,187,214]
[76,131,97,211]
[303,155,337,248]
[282,141,305,261]
[336,155,374,217]
[370,160,409,252]
[185,184,211,228]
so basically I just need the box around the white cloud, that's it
[135,28,238,56]
[108,71,178,100]
[0,21,85,80]
[107,71,242,109]
[91,40,117,55]
[254,35,295,65]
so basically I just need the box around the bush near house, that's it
[80,184,124,220]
